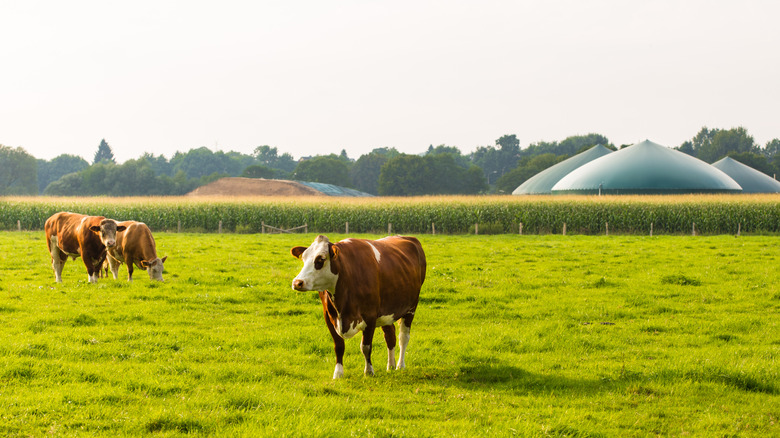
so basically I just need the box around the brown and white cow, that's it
[291,235,426,379]
[44,212,127,283]
[106,221,168,281]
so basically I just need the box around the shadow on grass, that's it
[452,363,608,395]
[446,363,778,396]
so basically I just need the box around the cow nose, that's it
[292,279,304,291]
[106,240,115,247]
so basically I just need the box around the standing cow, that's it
[106,221,167,281]
[291,235,426,379]
[45,212,127,283]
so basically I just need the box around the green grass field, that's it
[1,231,778,437]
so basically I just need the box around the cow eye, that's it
[314,255,325,270]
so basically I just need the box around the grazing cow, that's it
[44,212,126,283]
[106,221,167,281]
[291,235,426,379]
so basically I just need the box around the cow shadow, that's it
[439,363,627,396]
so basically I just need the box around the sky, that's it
[2,1,779,164]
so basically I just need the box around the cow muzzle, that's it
[105,240,116,248]
[292,279,305,291]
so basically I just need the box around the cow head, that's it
[291,235,339,292]
[89,219,127,248]
[142,256,168,281]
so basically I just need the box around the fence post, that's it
[563,223,567,236]
[650,222,653,237]
[692,222,696,236]
[475,223,479,235]
[261,221,265,234]
[606,222,609,236]
[519,223,523,235]
[18,220,21,232]
[737,223,741,236]
[432,222,436,235]
[218,220,223,234]
[388,223,392,235]
[177,220,181,233]
[304,223,308,233]
[346,221,349,234]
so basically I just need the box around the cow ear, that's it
[291,246,307,259]
[116,226,127,232]
[329,244,339,260]
[89,225,101,233]
[161,256,168,263]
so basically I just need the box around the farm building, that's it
[512,144,613,195]
[551,140,743,195]
[187,177,373,197]
[711,157,780,194]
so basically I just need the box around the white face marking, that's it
[148,258,165,281]
[292,236,339,292]
[367,242,381,263]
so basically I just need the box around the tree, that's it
[242,164,277,179]
[705,127,757,163]
[425,144,470,168]
[170,147,244,179]
[37,154,89,194]
[293,156,352,187]
[495,153,566,193]
[93,139,116,164]
[378,154,487,196]
[727,152,775,177]
[677,126,757,163]
[253,145,296,174]
[522,133,612,157]
[471,134,522,183]
[765,139,780,178]
[378,155,429,196]
[351,152,390,195]
[0,145,38,195]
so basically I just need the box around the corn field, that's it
[2,195,779,235]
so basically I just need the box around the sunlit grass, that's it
[1,231,778,436]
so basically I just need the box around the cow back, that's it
[332,236,426,318]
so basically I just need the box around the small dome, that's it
[711,157,780,193]
[551,140,742,194]
[512,145,613,195]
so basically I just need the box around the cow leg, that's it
[320,292,345,379]
[126,259,134,282]
[107,254,121,280]
[49,236,66,283]
[85,260,99,283]
[361,324,376,376]
[324,316,345,379]
[382,325,397,371]
[397,314,414,370]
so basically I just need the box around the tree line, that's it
[2,127,779,197]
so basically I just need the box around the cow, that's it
[291,235,426,379]
[44,212,127,283]
[105,221,168,281]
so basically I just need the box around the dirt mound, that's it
[186,177,324,197]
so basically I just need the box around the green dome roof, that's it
[711,157,780,193]
[551,140,742,194]
[512,145,613,195]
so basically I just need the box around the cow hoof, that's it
[333,364,344,379]
[364,365,375,376]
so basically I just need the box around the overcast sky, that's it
[2,1,778,163]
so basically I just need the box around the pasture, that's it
[1,231,778,437]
